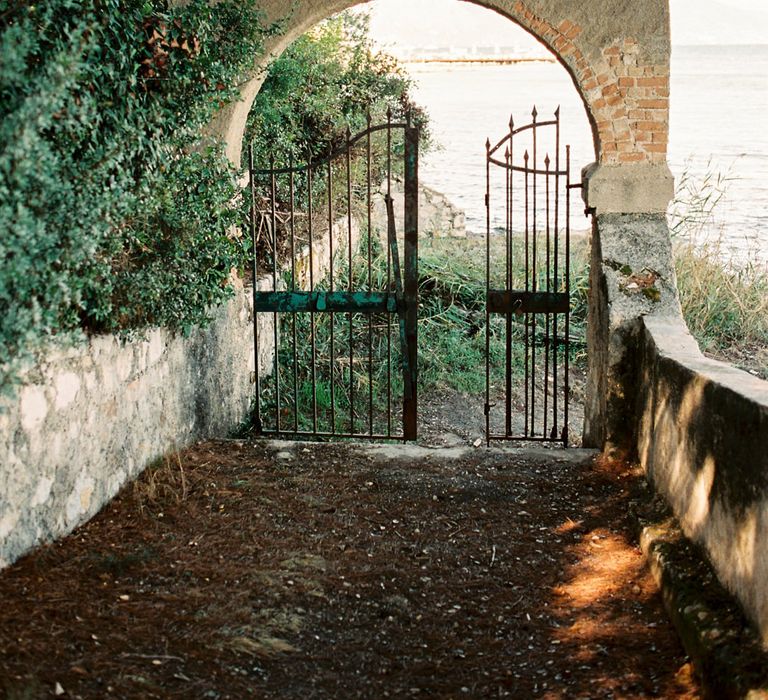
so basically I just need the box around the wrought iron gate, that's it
[484,107,578,445]
[248,115,419,441]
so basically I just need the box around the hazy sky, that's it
[365,0,768,52]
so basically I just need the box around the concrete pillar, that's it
[581,163,679,454]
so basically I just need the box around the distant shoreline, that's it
[403,57,556,65]
[395,45,768,67]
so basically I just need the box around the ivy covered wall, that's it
[0,0,271,394]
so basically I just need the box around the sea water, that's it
[407,44,768,264]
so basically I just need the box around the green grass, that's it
[675,240,768,376]
[418,237,515,395]
[669,160,768,377]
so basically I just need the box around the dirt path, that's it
[0,438,699,699]
[417,376,587,449]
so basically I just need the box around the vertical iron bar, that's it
[367,112,374,437]
[523,150,530,437]
[508,118,515,437]
[308,162,318,433]
[504,145,512,438]
[543,153,551,439]
[248,144,262,434]
[509,117,514,284]
[563,145,571,446]
[485,137,491,443]
[270,155,280,434]
[327,151,335,433]
[290,155,298,433]
[403,119,419,441]
[553,109,560,439]
[386,108,393,437]
[346,127,355,435]
[530,108,538,436]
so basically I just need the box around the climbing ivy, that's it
[0,0,275,394]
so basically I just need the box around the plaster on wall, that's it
[636,315,768,642]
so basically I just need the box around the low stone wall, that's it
[0,279,273,569]
[0,208,358,570]
[371,180,466,240]
[636,315,768,641]
[294,218,361,290]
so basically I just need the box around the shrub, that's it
[0,0,272,393]
[669,161,768,374]
[675,241,768,363]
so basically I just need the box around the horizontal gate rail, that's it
[253,291,399,314]
[486,291,569,315]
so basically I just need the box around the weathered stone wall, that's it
[586,212,768,641]
[582,212,680,452]
[371,181,466,241]
[636,315,768,642]
[0,280,271,569]
[0,208,360,570]
[294,218,362,291]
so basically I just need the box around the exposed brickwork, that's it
[512,1,669,165]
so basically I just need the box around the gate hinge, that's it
[484,403,491,416]
[484,193,489,207]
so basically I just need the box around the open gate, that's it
[484,107,579,445]
[248,115,419,441]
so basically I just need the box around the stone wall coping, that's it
[643,315,768,406]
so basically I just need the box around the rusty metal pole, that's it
[403,120,419,441]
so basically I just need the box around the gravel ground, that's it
[0,437,699,699]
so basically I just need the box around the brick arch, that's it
[216,0,676,455]
[215,0,671,173]
[500,1,669,166]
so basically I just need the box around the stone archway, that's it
[217,0,679,453]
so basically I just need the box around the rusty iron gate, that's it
[484,107,580,445]
[248,115,419,441]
